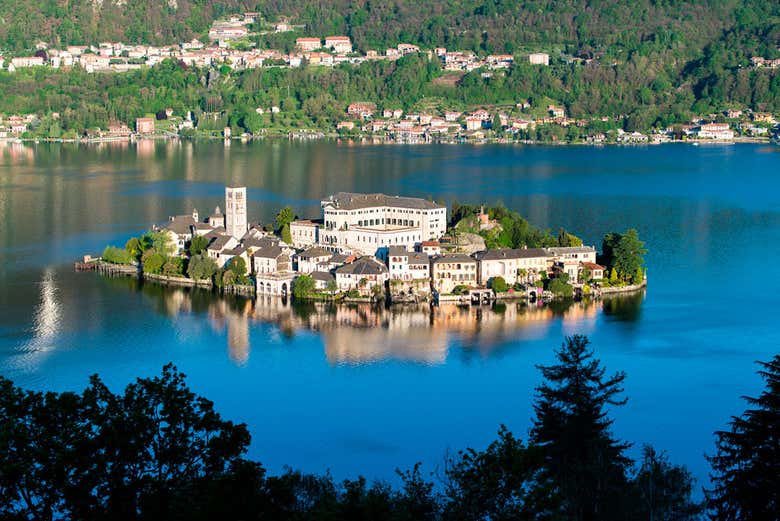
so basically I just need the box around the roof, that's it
[207,234,233,251]
[243,236,278,249]
[252,245,285,259]
[328,253,351,264]
[165,215,195,235]
[222,245,247,256]
[388,246,411,257]
[474,248,550,261]
[298,246,331,259]
[194,223,214,231]
[322,192,444,211]
[336,257,388,275]
[581,261,605,270]
[546,246,596,255]
[431,254,475,264]
[311,271,335,282]
[421,240,440,247]
[408,252,430,265]
[291,219,322,227]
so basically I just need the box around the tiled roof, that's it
[323,192,444,211]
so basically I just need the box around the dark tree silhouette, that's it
[707,355,780,521]
[530,334,632,521]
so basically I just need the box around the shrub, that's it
[548,277,574,298]
[187,254,218,281]
[141,250,165,274]
[102,246,134,265]
[490,276,508,293]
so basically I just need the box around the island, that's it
[80,186,647,304]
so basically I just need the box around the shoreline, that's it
[2,134,775,147]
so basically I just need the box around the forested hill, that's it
[1,0,779,61]
[0,0,255,50]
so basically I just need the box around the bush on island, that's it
[548,276,574,298]
[141,250,165,274]
[293,275,315,299]
[490,276,508,293]
[187,254,218,281]
[102,246,134,265]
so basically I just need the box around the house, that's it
[163,211,198,253]
[108,123,132,137]
[444,111,462,122]
[205,232,240,267]
[431,254,478,294]
[579,261,605,282]
[548,105,565,118]
[311,271,336,291]
[296,38,322,51]
[529,52,550,65]
[335,256,389,293]
[546,246,597,280]
[696,123,734,140]
[397,43,421,55]
[473,248,550,286]
[10,56,45,68]
[337,121,355,130]
[295,246,332,274]
[325,36,352,53]
[387,246,430,281]
[252,245,291,275]
[135,117,155,134]
[347,102,377,119]
[465,117,483,131]
[289,219,321,248]
[419,241,442,256]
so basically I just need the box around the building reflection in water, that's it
[137,283,642,367]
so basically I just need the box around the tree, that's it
[141,250,165,274]
[281,223,293,245]
[162,257,184,277]
[490,276,508,293]
[707,355,780,520]
[602,229,647,283]
[187,254,218,281]
[0,365,250,521]
[531,335,633,521]
[102,245,134,265]
[444,425,561,520]
[276,206,295,231]
[632,445,701,521]
[227,256,247,277]
[189,234,209,256]
[292,274,315,299]
[125,236,143,258]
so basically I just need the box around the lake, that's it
[1,139,779,489]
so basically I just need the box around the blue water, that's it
[1,140,779,490]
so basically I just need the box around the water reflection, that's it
[123,278,644,366]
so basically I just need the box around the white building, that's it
[529,52,550,65]
[289,219,321,248]
[335,256,389,293]
[319,192,447,255]
[225,186,247,239]
[474,248,550,286]
[696,123,734,140]
[387,246,430,281]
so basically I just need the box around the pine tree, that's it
[530,335,632,521]
[707,355,780,520]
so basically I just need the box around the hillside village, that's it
[90,187,646,304]
[1,11,779,143]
